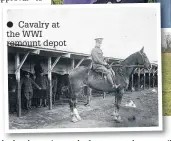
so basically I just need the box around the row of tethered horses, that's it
[8,63,158,113]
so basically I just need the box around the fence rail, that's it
[111,65,145,68]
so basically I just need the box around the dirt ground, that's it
[9,88,159,129]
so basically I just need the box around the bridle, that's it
[138,51,152,69]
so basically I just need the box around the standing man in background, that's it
[20,72,41,110]
[35,70,48,107]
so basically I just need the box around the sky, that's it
[6,5,160,61]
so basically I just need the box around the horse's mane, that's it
[121,51,138,65]
[112,64,127,77]
[112,51,138,77]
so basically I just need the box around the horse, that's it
[68,47,151,123]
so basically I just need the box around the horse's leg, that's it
[68,67,89,122]
[113,89,124,122]
[73,98,82,121]
[70,98,78,122]
[113,95,119,120]
[114,89,124,122]
[70,97,81,122]
[85,87,92,107]
[116,93,123,121]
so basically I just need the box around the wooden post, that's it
[131,74,134,91]
[48,57,52,110]
[153,71,155,88]
[15,53,21,117]
[157,73,158,87]
[149,71,151,88]
[103,92,106,99]
[138,68,140,90]
[71,59,75,69]
[155,69,158,87]
[144,69,146,89]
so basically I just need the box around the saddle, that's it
[89,65,117,84]
[90,69,106,79]
[89,66,108,80]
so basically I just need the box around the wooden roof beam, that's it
[48,56,61,73]
[15,49,40,74]
[75,58,85,68]
[15,52,30,74]
[75,56,91,68]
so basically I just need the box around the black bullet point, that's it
[7,21,13,28]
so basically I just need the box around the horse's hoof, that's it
[117,115,123,121]
[71,116,78,123]
[128,116,136,121]
[114,118,123,123]
[113,115,118,121]
[76,116,82,121]
[84,103,90,107]
[114,115,123,123]
[74,112,82,121]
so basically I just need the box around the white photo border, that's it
[3,4,162,133]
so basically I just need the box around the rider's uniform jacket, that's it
[91,46,106,70]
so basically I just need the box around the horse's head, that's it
[136,47,151,69]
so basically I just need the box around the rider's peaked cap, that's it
[95,38,103,43]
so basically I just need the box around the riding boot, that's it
[107,74,120,89]
[109,69,120,89]
[107,73,114,86]
[110,68,116,82]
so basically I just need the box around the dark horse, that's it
[68,47,151,122]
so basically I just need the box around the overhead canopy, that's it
[8,45,123,61]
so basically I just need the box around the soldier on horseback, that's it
[91,38,120,89]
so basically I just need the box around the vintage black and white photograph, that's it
[4,5,162,132]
